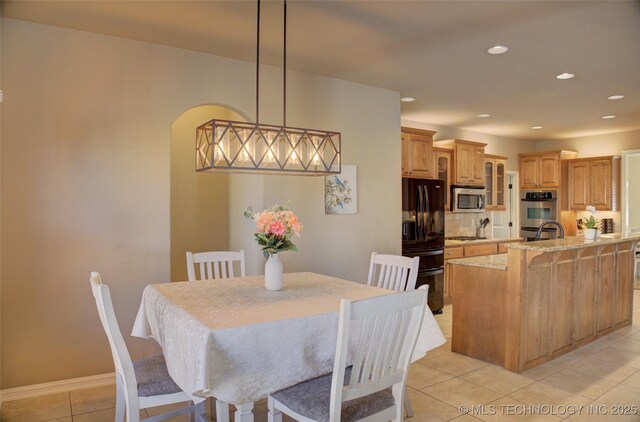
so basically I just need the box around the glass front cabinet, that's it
[484,154,508,211]
[434,148,452,210]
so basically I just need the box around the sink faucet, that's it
[534,221,565,241]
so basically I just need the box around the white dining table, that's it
[132,272,446,422]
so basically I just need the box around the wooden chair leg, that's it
[404,387,414,418]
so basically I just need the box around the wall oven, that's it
[451,186,485,213]
[520,190,559,240]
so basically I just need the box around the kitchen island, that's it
[448,234,640,373]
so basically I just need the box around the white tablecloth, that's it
[132,272,446,404]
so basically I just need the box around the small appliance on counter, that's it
[602,218,615,234]
[402,178,445,314]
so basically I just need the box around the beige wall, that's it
[263,73,401,283]
[624,151,640,232]
[170,105,245,282]
[0,18,400,388]
[535,130,640,157]
[401,119,538,171]
[228,174,265,276]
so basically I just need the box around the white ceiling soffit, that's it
[3,0,640,141]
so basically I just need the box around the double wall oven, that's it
[520,190,560,241]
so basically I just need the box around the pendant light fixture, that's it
[196,0,341,175]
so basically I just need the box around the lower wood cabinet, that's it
[444,240,518,303]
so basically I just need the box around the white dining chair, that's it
[89,272,206,422]
[366,252,422,418]
[367,252,420,292]
[186,250,246,281]
[267,288,426,422]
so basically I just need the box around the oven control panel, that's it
[524,191,556,200]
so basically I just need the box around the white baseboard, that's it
[0,372,116,403]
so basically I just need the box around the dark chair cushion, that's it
[272,367,395,422]
[133,354,182,397]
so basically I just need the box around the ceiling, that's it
[3,0,640,141]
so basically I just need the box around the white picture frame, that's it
[324,165,357,215]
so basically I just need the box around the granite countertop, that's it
[506,233,640,253]
[448,254,508,270]
[445,237,522,247]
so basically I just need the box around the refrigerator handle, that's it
[424,184,431,236]
[418,183,427,241]
[415,183,422,241]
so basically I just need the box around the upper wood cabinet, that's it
[434,148,452,210]
[433,139,487,187]
[485,154,508,211]
[519,151,578,188]
[568,156,620,211]
[401,127,436,179]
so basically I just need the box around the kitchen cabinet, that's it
[401,127,436,179]
[568,156,620,211]
[434,148,452,210]
[450,240,636,373]
[444,246,463,300]
[433,139,487,187]
[519,151,578,189]
[443,239,520,303]
[485,154,508,211]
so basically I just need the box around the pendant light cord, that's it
[283,0,287,127]
[256,0,288,127]
[256,0,261,124]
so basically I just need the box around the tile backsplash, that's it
[445,212,494,237]
[576,210,621,234]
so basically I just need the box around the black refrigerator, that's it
[401,178,445,313]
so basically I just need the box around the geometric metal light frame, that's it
[196,119,341,175]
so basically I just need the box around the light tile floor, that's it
[4,290,640,422]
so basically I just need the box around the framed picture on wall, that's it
[324,165,357,215]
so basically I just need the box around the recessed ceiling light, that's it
[602,115,616,119]
[608,95,624,100]
[401,96,416,102]
[487,45,509,55]
[556,72,575,80]
[477,114,491,118]
[531,126,543,130]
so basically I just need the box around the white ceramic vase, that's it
[264,254,283,291]
[584,228,597,240]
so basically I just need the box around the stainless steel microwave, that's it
[451,186,486,213]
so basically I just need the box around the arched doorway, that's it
[170,105,247,281]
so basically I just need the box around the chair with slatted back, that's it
[186,250,246,281]
[89,272,205,422]
[267,288,426,422]
[366,252,421,418]
[367,252,420,293]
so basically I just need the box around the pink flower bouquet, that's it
[244,204,302,257]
